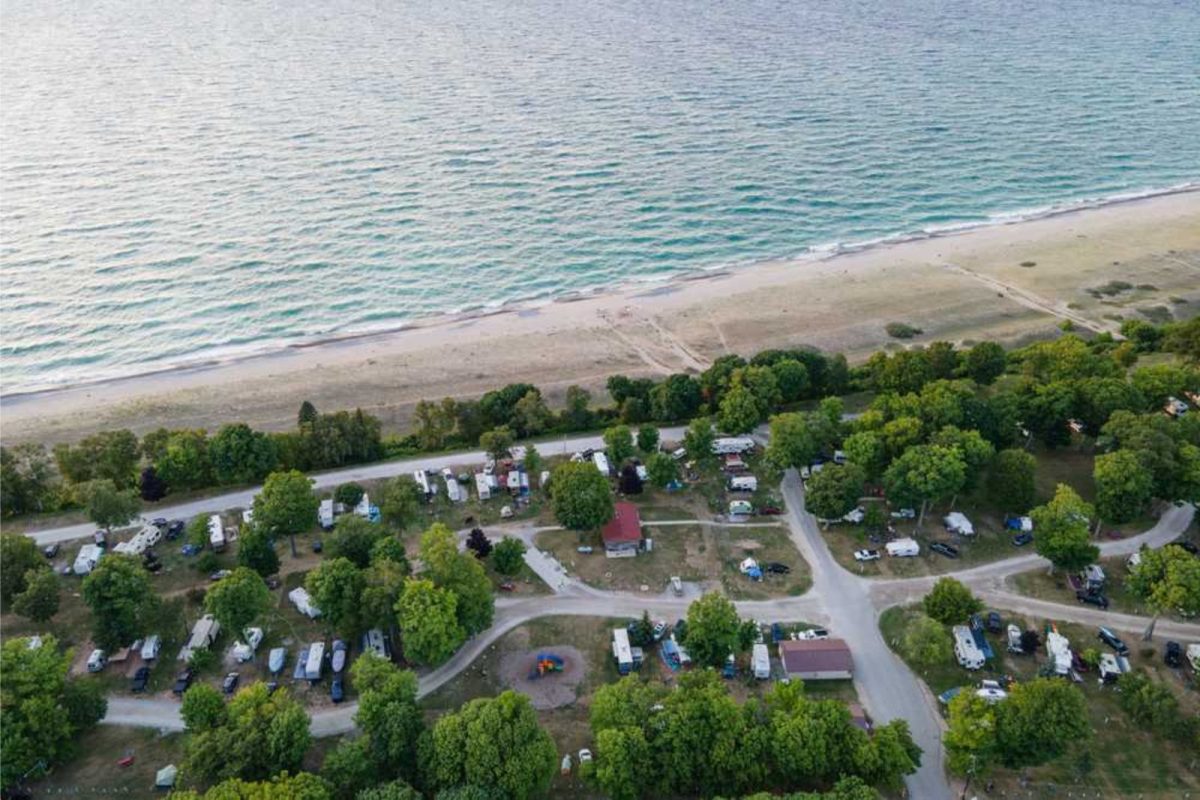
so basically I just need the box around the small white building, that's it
[953,625,985,670]
[73,544,104,575]
[752,643,771,679]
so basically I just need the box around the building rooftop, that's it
[601,501,643,545]
[778,638,853,675]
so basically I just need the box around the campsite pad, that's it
[498,646,586,710]
[732,539,763,551]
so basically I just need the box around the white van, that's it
[86,649,108,673]
[886,538,920,557]
[141,635,162,661]
[728,475,758,493]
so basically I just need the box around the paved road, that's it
[25,428,688,546]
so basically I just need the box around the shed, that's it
[777,638,853,680]
[601,502,642,558]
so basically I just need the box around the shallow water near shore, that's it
[3,0,1199,392]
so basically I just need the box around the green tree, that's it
[682,417,715,462]
[379,475,424,531]
[1093,449,1155,523]
[603,425,636,466]
[413,398,457,450]
[420,523,494,634]
[765,412,820,471]
[592,726,652,800]
[962,341,1007,385]
[328,514,384,568]
[718,382,763,434]
[841,431,885,481]
[357,782,420,800]
[524,444,543,484]
[236,523,280,578]
[156,429,214,490]
[361,558,409,632]
[0,635,106,788]
[181,684,228,731]
[636,425,660,454]
[929,426,994,492]
[771,359,810,402]
[210,424,278,485]
[1117,671,1186,737]
[172,773,330,799]
[880,416,924,461]
[479,426,515,461]
[77,478,142,533]
[52,429,141,489]
[922,577,982,625]
[81,554,156,650]
[806,464,866,521]
[650,374,702,422]
[351,655,425,782]
[560,385,594,430]
[1074,377,1144,434]
[1031,484,1098,573]
[395,579,464,665]
[995,678,1090,767]
[1130,363,1192,410]
[987,449,1037,513]
[335,482,366,509]
[1,443,60,517]
[1020,381,1077,448]
[550,461,614,531]
[682,592,742,668]
[307,557,368,639]
[13,568,61,622]
[430,691,557,800]
[253,470,318,550]
[1163,316,1200,364]
[513,391,554,437]
[321,737,376,799]
[205,567,272,634]
[1126,545,1200,619]
[371,536,409,568]
[182,682,311,784]
[944,691,999,777]
[492,537,528,576]
[882,445,966,528]
[645,452,680,488]
[902,613,953,669]
[1,531,44,603]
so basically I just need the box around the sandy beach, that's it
[3,191,1199,446]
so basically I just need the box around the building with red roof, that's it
[777,638,854,680]
[601,501,642,558]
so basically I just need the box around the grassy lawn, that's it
[880,605,1200,798]
[24,726,186,795]
[1009,554,1192,622]
[535,522,807,597]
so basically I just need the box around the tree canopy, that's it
[682,592,743,668]
[805,464,866,521]
[922,577,982,625]
[81,554,157,650]
[205,567,272,634]
[306,557,368,639]
[550,461,614,531]
[1030,484,1098,573]
[1126,544,1200,617]
[253,470,318,538]
[394,579,464,665]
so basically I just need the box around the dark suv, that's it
[1165,641,1183,668]
[172,668,194,695]
[1097,626,1129,657]
[930,542,960,559]
[1075,590,1109,609]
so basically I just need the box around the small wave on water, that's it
[2,0,1199,393]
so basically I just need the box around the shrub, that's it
[885,322,923,339]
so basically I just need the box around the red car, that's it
[757,505,783,516]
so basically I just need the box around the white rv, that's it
[943,512,975,536]
[474,472,491,501]
[318,499,335,530]
[288,587,322,619]
[442,470,464,503]
[729,499,754,517]
[728,475,758,493]
[886,538,920,557]
[362,629,388,660]
[354,493,372,518]
[1006,624,1023,654]
[208,514,226,551]
[179,615,221,661]
[305,641,326,681]
[752,643,770,679]
[141,634,162,661]
[1046,630,1072,676]
[73,543,104,575]
[612,628,633,674]
[953,625,985,670]
[413,470,433,497]
[593,452,611,476]
[712,437,756,455]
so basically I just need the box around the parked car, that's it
[131,666,151,692]
[854,549,881,562]
[42,543,60,558]
[331,640,348,674]
[797,627,830,641]
[86,649,107,673]
[1011,532,1033,547]
[499,581,516,592]
[652,620,668,641]
[1165,641,1183,668]
[167,519,185,539]
[763,562,790,574]
[986,611,1003,633]
[1076,590,1109,609]
[152,517,168,529]
[758,505,783,516]
[172,668,194,695]
[222,672,240,695]
[1097,627,1129,657]
[576,546,594,554]
[180,544,202,556]
[578,749,593,764]
[930,542,960,559]
[331,677,345,703]
[311,539,323,553]
[209,569,232,582]
[890,508,916,520]
[266,576,281,590]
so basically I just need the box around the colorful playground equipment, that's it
[529,652,565,679]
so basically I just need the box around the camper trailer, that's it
[943,512,975,536]
[288,587,321,619]
[179,615,221,662]
[318,499,335,530]
[1046,630,1072,676]
[593,452,612,476]
[728,475,758,493]
[728,499,754,517]
[712,437,756,455]
[612,628,633,674]
[362,629,388,660]
[442,470,464,503]
[752,643,770,679]
[1006,624,1023,654]
[953,625,985,670]
[73,543,104,575]
[141,635,162,661]
[886,538,920,557]
[305,641,326,681]
[474,472,492,500]
[207,514,226,551]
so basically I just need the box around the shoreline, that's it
[4,181,1197,402]
[3,189,1198,445]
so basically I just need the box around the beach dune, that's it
[3,192,1198,445]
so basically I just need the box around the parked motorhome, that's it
[1046,630,1072,676]
[712,437,756,455]
[318,499,335,530]
[752,643,770,679]
[141,635,161,661]
[593,452,612,476]
[729,499,754,517]
[728,475,758,492]
[362,629,388,660]
[612,628,633,674]
[289,587,321,619]
[208,514,226,551]
[179,615,221,662]
[953,626,985,670]
[1006,624,1023,654]
[306,641,326,681]
[886,538,920,557]
[474,472,492,500]
[944,512,975,536]
[440,470,464,503]
[73,543,104,575]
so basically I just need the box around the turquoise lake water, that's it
[2,0,1198,391]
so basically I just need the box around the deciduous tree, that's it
[995,678,1090,768]
[682,417,715,462]
[181,684,228,731]
[550,461,614,531]
[182,682,311,784]
[420,523,494,634]
[210,424,278,485]
[805,463,866,521]
[1093,449,1155,523]
[902,613,953,669]
[492,537,527,576]
[682,592,742,668]
[922,578,982,626]
[205,567,272,634]
[328,514,385,568]
[1030,484,1098,573]
[394,579,464,665]
[379,475,424,531]
[77,478,142,533]
[987,449,1037,513]
[13,568,61,622]
[236,523,280,578]
[253,470,318,548]
[156,429,214,490]
[479,426,515,460]
[962,341,1007,385]
[603,425,636,466]
[636,425,660,454]
[1126,545,1200,619]
[766,412,820,471]
[1,531,44,603]
[81,554,156,649]
[882,445,966,528]
[306,557,368,639]
[351,655,425,782]
[841,431,885,481]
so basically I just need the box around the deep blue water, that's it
[3,0,1198,391]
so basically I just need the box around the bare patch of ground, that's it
[497,645,587,710]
